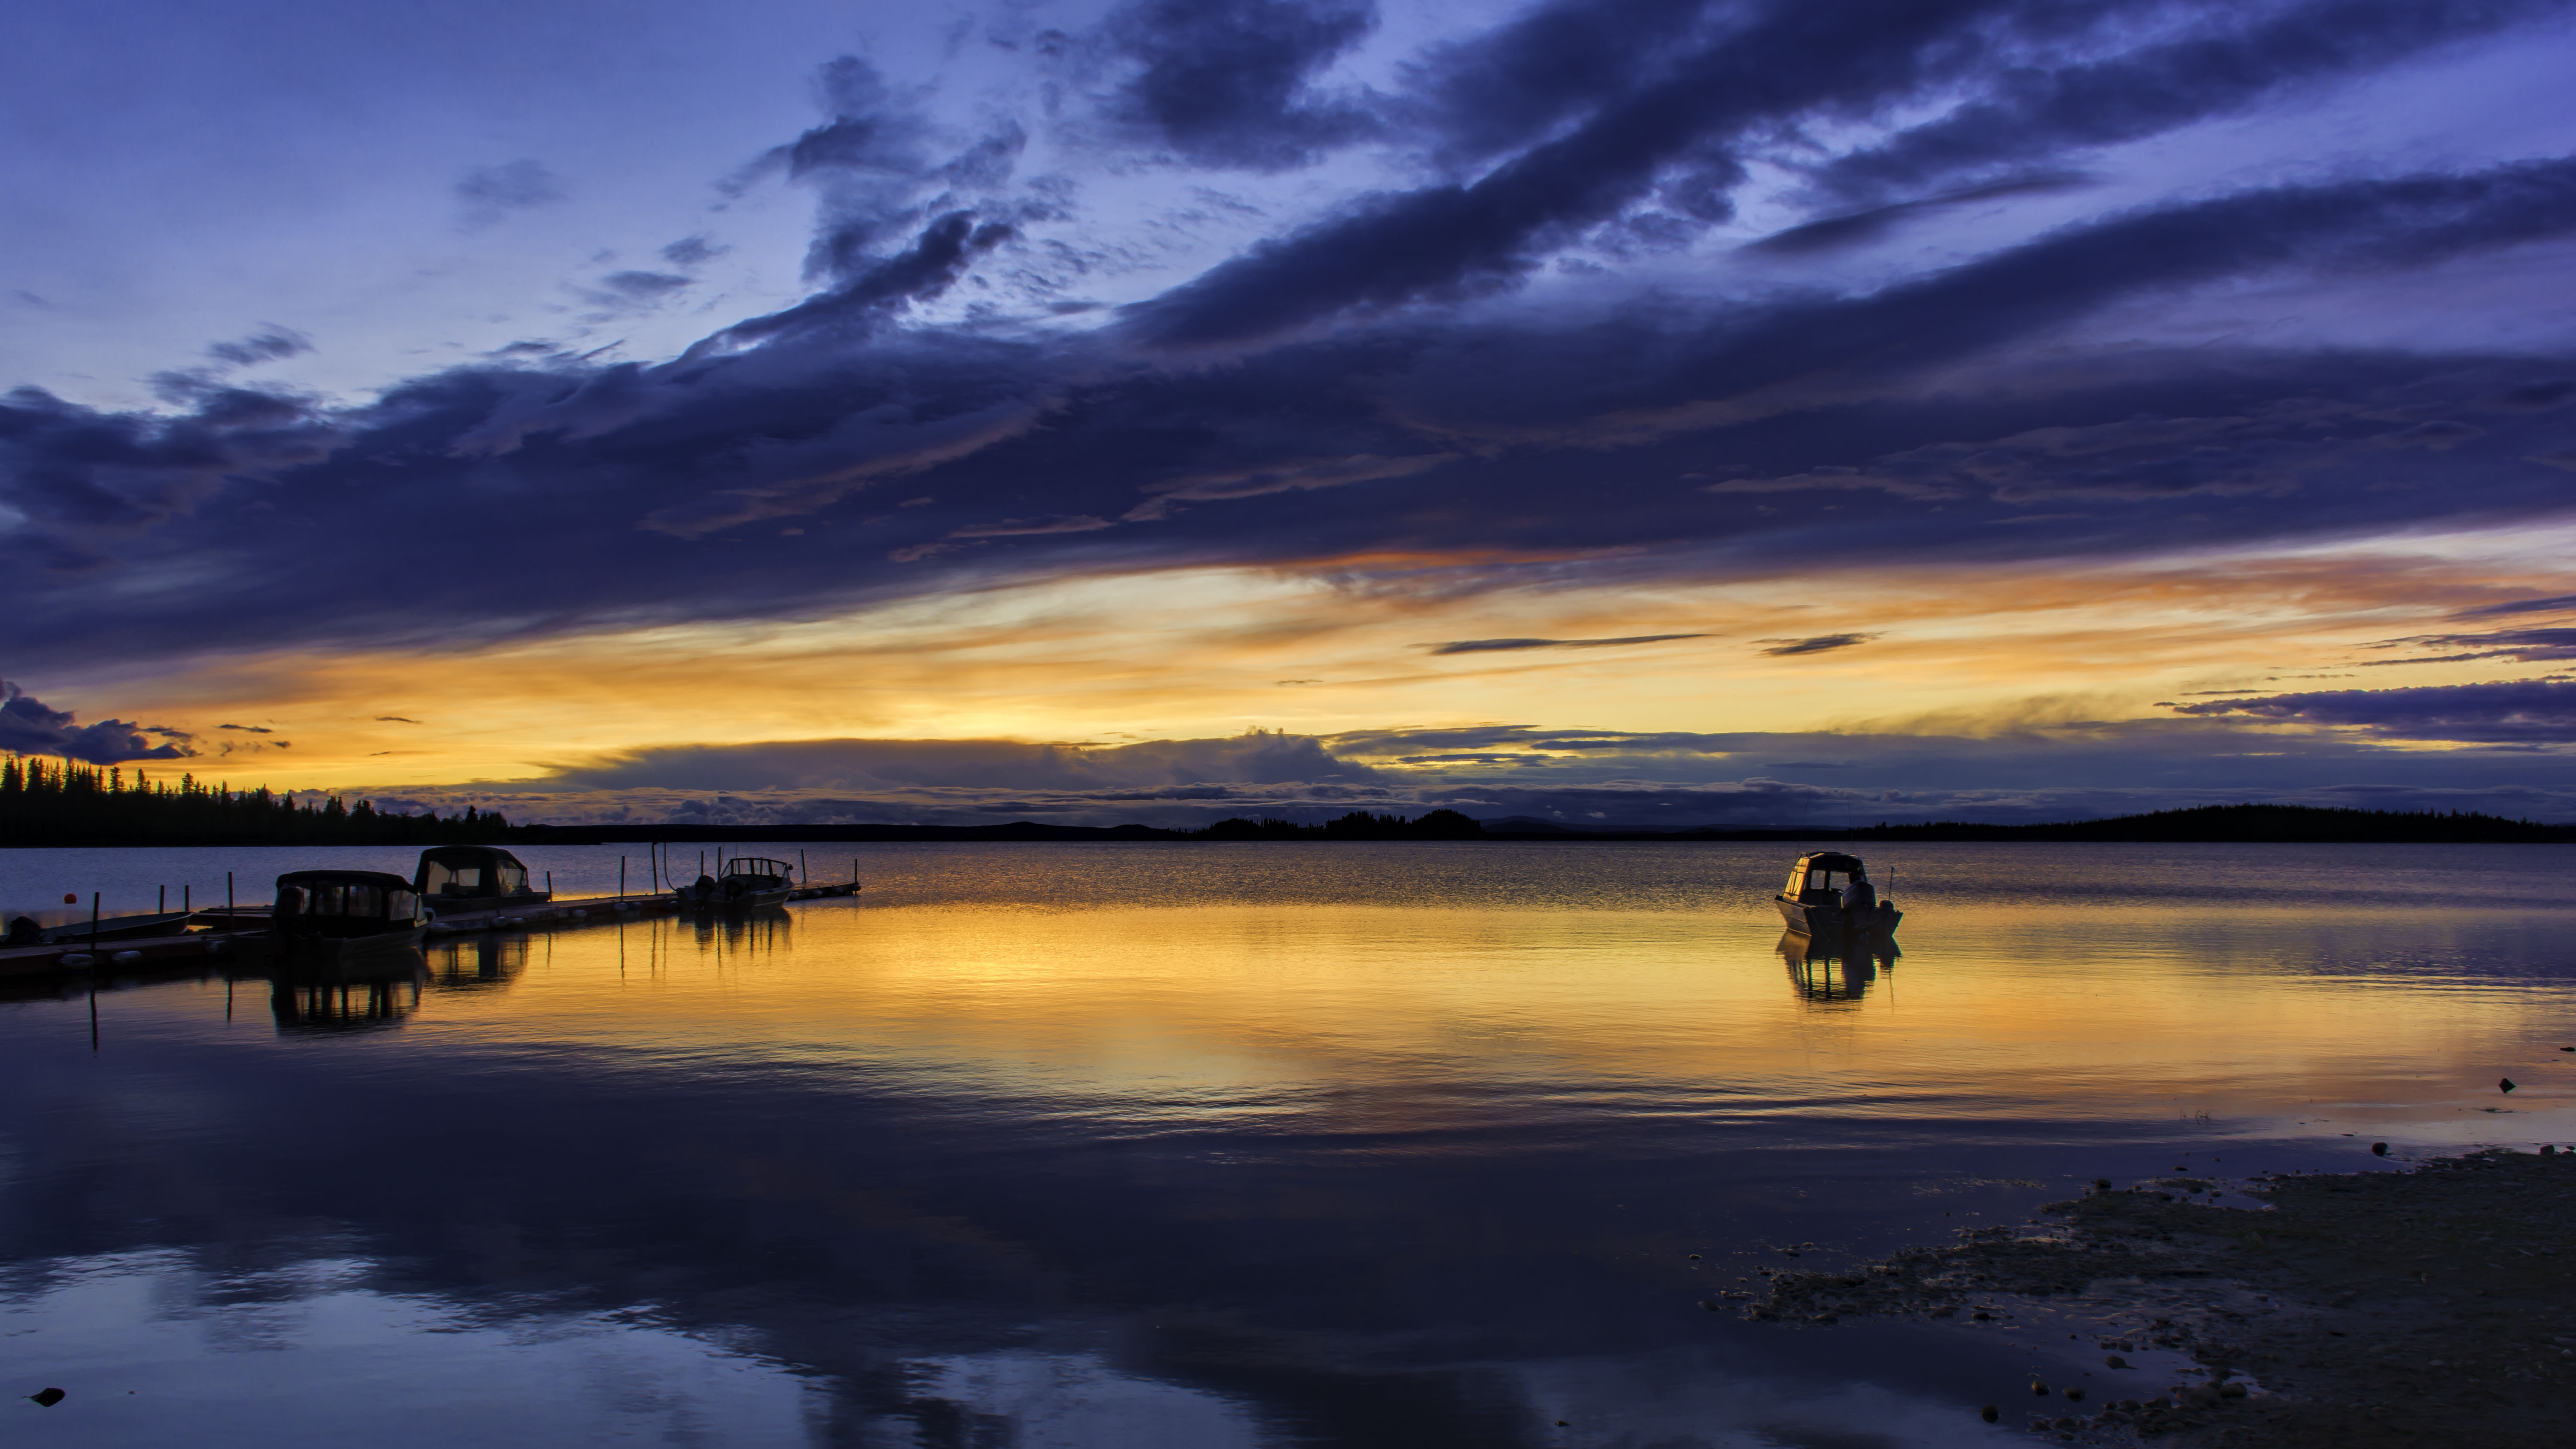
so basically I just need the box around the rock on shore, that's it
[1747,1149,2576,1447]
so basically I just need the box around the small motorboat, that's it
[271,870,428,960]
[34,908,199,947]
[414,845,550,908]
[1773,851,1902,938]
[673,856,796,911]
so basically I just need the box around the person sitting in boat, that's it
[1841,870,1877,913]
[4,915,40,948]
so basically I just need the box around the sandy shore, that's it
[1746,1148,2576,1446]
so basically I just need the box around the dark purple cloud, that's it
[1397,0,1721,169]
[1744,173,2095,255]
[1120,0,2020,348]
[1808,0,2566,204]
[1103,0,1379,170]
[399,718,2576,827]
[2456,592,2576,617]
[599,270,691,299]
[456,159,565,226]
[1430,634,1709,655]
[206,329,313,367]
[2170,680,2576,743]
[1759,634,1874,656]
[2,5,2573,685]
[0,680,190,763]
[2360,626,2576,665]
[539,730,1382,795]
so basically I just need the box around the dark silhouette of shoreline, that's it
[5,764,2569,846]
[1,759,528,848]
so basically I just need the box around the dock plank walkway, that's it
[0,881,861,978]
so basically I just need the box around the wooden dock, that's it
[0,881,862,979]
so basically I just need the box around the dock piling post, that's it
[227,871,234,917]
[799,849,806,882]
[620,857,626,899]
[546,870,553,896]
[91,892,100,952]
[161,885,167,912]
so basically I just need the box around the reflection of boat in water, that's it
[674,856,797,911]
[1780,930,1899,1002]
[1773,851,1902,939]
[432,933,530,990]
[272,870,428,961]
[270,948,428,1032]
[415,845,550,909]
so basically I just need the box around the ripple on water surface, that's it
[2,841,2571,1445]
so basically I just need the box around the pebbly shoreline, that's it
[1744,1148,2576,1446]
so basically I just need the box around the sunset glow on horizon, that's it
[6,0,2575,828]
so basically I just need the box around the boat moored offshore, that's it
[1773,851,1902,939]
[673,856,797,911]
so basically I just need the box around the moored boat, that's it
[414,845,550,908]
[33,908,199,946]
[272,870,428,960]
[1773,851,1902,938]
[673,857,796,911]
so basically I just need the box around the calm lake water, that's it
[4,842,2573,1446]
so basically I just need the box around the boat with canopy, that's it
[1772,851,1903,939]
[673,856,796,911]
[271,869,428,960]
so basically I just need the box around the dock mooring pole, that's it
[90,892,100,952]
[799,849,807,882]
[620,856,627,899]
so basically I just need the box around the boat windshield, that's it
[315,882,378,918]
[279,880,417,920]
[421,859,528,895]
[421,863,481,894]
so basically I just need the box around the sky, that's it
[5,0,2576,829]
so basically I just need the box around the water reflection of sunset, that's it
[361,850,2576,1148]
[11,843,2575,1449]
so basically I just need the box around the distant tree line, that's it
[0,756,529,847]
[1194,809,1485,840]
[1839,802,2576,844]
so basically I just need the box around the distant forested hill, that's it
[0,758,527,847]
[1838,803,2575,843]
[7,765,2564,847]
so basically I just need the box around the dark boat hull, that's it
[40,910,198,945]
[1774,896,1902,938]
[671,886,795,911]
[273,926,428,962]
